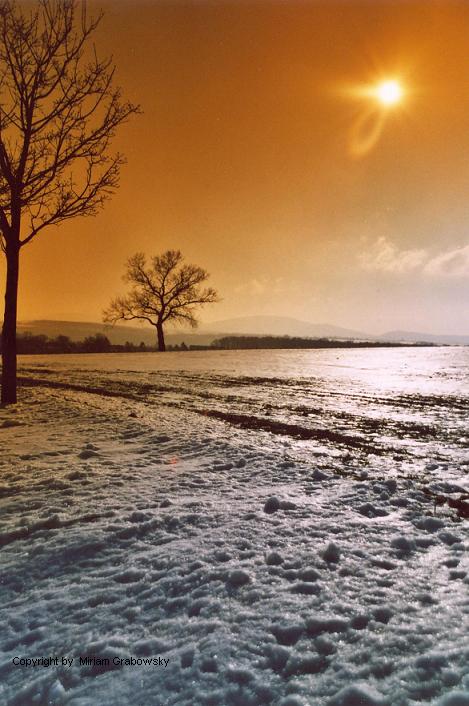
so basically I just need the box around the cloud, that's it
[234,278,268,296]
[358,237,469,278]
[235,277,300,296]
[423,243,469,277]
[358,236,427,274]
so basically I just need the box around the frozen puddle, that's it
[0,381,468,706]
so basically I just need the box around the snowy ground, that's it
[1,355,468,706]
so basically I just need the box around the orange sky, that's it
[5,0,469,334]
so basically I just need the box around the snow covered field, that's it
[1,348,468,706]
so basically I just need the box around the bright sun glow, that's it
[375,80,403,106]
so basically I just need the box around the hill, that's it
[199,315,367,339]
[16,320,217,347]
[379,330,469,345]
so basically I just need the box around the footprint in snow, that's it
[78,449,100,459]
[1,419,23,428]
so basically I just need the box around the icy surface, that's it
[0,348,468,705]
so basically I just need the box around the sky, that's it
[5,0,469,334]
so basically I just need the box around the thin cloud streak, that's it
[423,243,469,277]
[234,277,300,297]
[359,237,469,278]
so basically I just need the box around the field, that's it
[1,348,468,706]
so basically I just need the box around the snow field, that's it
[0,378,468,706]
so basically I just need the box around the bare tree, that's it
[0,0,140,404]
[104,251,219,351]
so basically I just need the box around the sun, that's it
[375,80,403,106]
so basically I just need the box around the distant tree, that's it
[0,0,139,404]
[82,334,111,353]
[51,335,74,353]
[104,250,219,351]
[16,332,48,354]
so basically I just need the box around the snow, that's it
[327,683,389,706]
[1,348,468,705]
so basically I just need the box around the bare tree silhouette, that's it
[0,0,140,404]
[104,251,219,351]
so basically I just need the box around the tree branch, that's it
[0,0,140,247]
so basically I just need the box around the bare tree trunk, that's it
[1,240,20,404]
[156,321,166,352]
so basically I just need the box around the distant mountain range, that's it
[16,316,469,346]
[199,316,367,339]
[202,317,469,344]
[377,330,469,345]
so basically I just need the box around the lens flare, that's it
[349,108,386,157]
[346,78,405,156]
